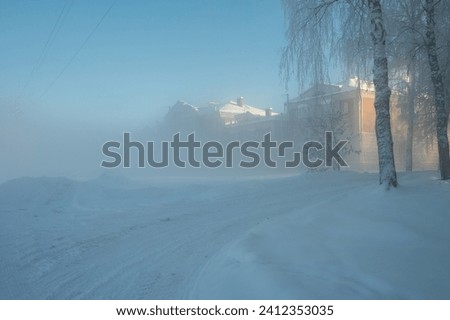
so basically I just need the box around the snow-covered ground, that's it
[0,171,449,299]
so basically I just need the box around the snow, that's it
[0,171,449,299]
[219,101,272,117]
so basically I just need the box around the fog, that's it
[0,98,295,183]
[0,0,286,183]
[0,102,131,182]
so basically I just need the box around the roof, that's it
[288,78,375,105]
[165,99,279,126]
[219,101,275,117]
[165,100,199,121]
[168,100,198,113]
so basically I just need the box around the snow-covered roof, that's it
[169,100,199,113]
[220,101,265,116]
[289,77,374,104]
[165,100,200,121]
[165,99,279,126]
[219,101,277,117]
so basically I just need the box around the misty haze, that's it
[0,0,449,300]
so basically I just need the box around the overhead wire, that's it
[11,0,73,114]
[39,0,118,99]
[29,0,74,84]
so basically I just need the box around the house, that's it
[219,97,269,125]
[164,100,200,135]
[163,97,281,141]
[285,77,438,171]
[217,97,281,140]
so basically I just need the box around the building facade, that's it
[285,78,438,171]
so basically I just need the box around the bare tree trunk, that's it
[368,0,398,188]
[424,0,450,180]
[405,63,416,171]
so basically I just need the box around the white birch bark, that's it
[424,0,450,180]
[368,0,398,188]
[405,63,416,171]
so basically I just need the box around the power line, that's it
[12,0,73,112]
[30,0,74,82]
[40,0,118,99]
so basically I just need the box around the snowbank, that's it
[191,172,450,299]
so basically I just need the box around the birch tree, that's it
[385,0,422,171]
[281,0,398,187]
[384,0,450,174]
[367,0,397,187]
[423,0,450,179]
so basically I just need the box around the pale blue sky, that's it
[0,0,288,126]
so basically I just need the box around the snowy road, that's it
[2,172,448,299]
[0,173,355,299]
